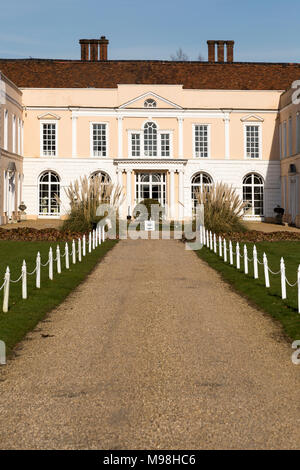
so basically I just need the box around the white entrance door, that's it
[135,172,166,206]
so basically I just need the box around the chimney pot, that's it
[216,40,225,62]
[99,36,109,61]
[207,40,215,62]
[226,40,234,62]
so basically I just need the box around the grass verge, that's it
[0,239,118,355]
[196,241,300,341]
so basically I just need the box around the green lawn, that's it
[196,241,300,340]
[0,239,117,355]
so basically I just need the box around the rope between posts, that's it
[27,267,38,276]
[0,279,7,291]
[285,277,299,288]
[40,259,50,267]
[10,273,23,283]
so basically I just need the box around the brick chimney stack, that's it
[207,40,234,63]
[79,36,109,61]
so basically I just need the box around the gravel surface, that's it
[0,238,299,450]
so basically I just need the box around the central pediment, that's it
[119,91,182,110]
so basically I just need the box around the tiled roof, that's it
[0,59,300,90]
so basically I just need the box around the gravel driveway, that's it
[0,239,299,449]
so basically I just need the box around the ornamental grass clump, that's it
[61,175,124,233]
[195,182,247,233]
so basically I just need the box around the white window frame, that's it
[283,121,287,158]
[288,116,293,156]
[90,122,109,158]
[243,123,262,160]
[40,120,58,157]
[193,124,211,159]
[4,109,8,151]
[12,115,16,154]
[128,127,173,158]
[296,113,300,155]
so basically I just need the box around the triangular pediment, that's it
[240,114,264,122]
[119,92,182,109]
[37,113,61,120]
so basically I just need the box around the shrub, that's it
[195,182,247,233]
[61,175,124,233]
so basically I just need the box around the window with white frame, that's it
[283,121,287,158]
[297,113,300,154]
[245,124,260,159]
[243,173,264,216]
[38,171,60,216]
[17,118,21,155]
[288,117,293,156]
[4,109,8,150]
[12,115,16,154]
[41,122,57,156]
[144,98,157,108]
[160,133,170,157]
[129,122,172,157]
[191,172,213,209]
[92,123,107,157]
[131,133,141,157]
[194,125,209,158]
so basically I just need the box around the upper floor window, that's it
[12,115,16,154]
[245,124,261,159]
[144,99,157,108]
[92,123,107,157]
[4,109,8,151]
[41,122,57,156]
[129,121,172,158]
[144,122,157,156]
[297,113,300,155]
[194,124,210,158]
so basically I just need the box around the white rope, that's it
[267,267,281,276]
[10,273,23,283]
[0,279,7,291]
[27,267,38,276]
[285,277,299,288]
[40,259,50,267]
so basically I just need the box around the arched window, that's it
[39,171,60,216]
[243,173,264,216]
[90,171,111,184]
[144,122,157,156]
[144,99,157,108]
[191,172,213,209]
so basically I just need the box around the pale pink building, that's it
[0,38,300,225]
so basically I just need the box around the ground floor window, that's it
[39,171,60,216]
[135,172,166,206]
[90,171,111,184]
[191,172,213,209]
[243,173,264,216]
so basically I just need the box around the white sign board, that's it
[144,220,155,231]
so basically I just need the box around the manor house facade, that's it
[0,38,300,225]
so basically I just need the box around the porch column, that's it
[126,169,132,217]
[118,117,123,158]
[72,116,77,157]
[178,169,185,220]
[169,169,175,220]
[178,117,184,158]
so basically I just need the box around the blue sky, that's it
[0,0,300,62]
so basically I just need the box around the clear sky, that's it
[0,0,299,62]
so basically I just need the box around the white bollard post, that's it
[3,267,10,313]
[49,247,53,280]
[22,260,27,299]
[206,230,209,247]
[78,239,82,262]
[95,228,98,248]
[297,265,300,314]
[88,232,92,253]
[213,233,217,253]
[92,230,95,250]
[244,245,248,274]
[209,231,213,250]
[56,246,61,274]
[253,245,258,279]
[36,252,41,289]
[102,226,105,242]
[229,241,233,265]
[236,243,240,270]
[83,235,86,257]
[219,236,222,257]
[280,257,286,299]
[72,240,76,264]
[263,253,270,288]
[98,226,101,245]
[65,242,70,269]
[200,226,203,245]
[203,227,206,246]
[223,239,227,263]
